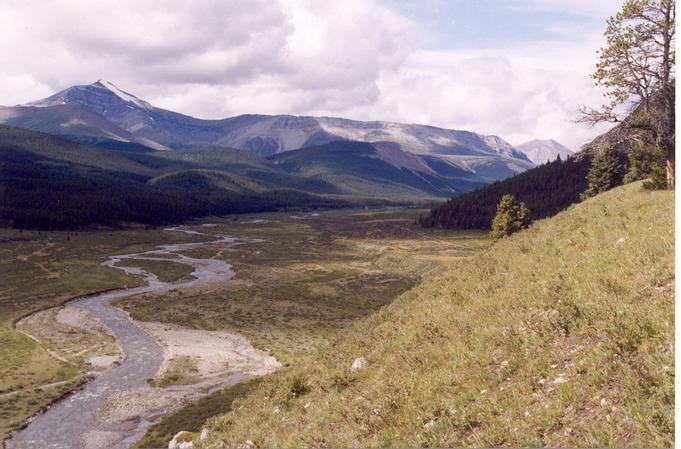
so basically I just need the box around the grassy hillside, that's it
[198,182,673,448]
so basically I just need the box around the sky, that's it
[0,0,624,150]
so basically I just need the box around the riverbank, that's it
[7,226,277,449]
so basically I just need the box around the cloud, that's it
[0,0,615,150]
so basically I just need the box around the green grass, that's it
[133,378,262,449]
[0,208,479,443]
[198,182,674,448]
[122,258,197,283]
[150,356,200,387]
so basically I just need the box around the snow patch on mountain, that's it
[94,80,152,110]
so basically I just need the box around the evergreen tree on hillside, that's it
[490,194,530,240]
[624,144,667,189]
[581,149,622,199]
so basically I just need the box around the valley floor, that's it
[0,208,483,447]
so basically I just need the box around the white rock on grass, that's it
[351,357,368,372]
[200,428,210,443]
[168,431,194,449]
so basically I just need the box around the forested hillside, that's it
[421,155,592,229]
[0,126,346,229]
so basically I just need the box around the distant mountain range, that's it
[1,80,587,230]
[0,80,535,184]
[516,139,573,164]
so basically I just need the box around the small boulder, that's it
[351,357,368,372]
[199,428,210,443]
[169,431,194,449]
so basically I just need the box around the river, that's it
[8,227,241,449]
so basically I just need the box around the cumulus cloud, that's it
[0,0,617,149]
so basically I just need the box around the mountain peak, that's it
[516,139,573,164]
[90,80,152,110]
[24,80,152,110]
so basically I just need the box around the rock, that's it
[551,374,567,385]
[169,431,194,449]
[615,237,627,246]
[199,428,209,443]
[239,440,256,449]
[351,357,368,372]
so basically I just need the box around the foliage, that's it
[579,0,675,188]
[421,155,591,229]
[490,194,530,240]
[624,144,667,189]
[581,148,624,199]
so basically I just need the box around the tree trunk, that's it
[666,158,675,189]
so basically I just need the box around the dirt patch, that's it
[138,321,281,379]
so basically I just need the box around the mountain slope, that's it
[269,141,485,199]
[0,126,347,229]
[198,182,674,448]
[517,139,574,164]
[2,125,492,229]
[1,80,533,182]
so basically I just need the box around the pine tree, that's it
[624,144,667,189]
[581,149,621,199]
[490,194,531,240]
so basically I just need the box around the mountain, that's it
[0,80,533,182]
[0,125,344,229]
[0,124,496,229]
[516,139,573,164]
